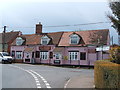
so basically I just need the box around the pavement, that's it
[65,68,95,88]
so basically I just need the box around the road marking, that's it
[9,65,41,88]
[30,70,51,88]
[64,78,71,88]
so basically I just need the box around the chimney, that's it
[36,22,42,34]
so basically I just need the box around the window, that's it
[70,34,80,44]
[40,51,48,60]
[16,37,24,45]
[80,52,86,60]
[35,51,40,58]
[16,51,22,59]
[12,51,15,57]
[55,53,61,59]
[41,36,50,45]
[69,51,78,60]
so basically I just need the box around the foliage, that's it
[109,46,120,64]
[107,1,120,35]
[94,60,120,88]
[89,29,109,46]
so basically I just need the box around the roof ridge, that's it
[0,31,20,34]
[63,29,109,33]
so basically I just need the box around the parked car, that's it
[0,52,13,64]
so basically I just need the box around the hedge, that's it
[94,60,120,88]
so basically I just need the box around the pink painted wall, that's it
[11,46,27,59]
[52,46,110,66]
[11,45,110,66]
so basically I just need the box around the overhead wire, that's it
[5,21,110,29]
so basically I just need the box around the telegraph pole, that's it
[111,36,113,45]
[2,26,6,52]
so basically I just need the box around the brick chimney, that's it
[36,22,42,34]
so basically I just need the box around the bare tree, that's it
[107,1,120,45]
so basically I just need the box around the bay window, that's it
[40,51,48,60]
[16,51,22,59]
[69,51,78,60]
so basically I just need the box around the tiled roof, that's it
[11,29,109,46]
[11,34,41,45]
[24,47,34,52]
[58,29,109,46]
[53,47,64,52]
[47,32,63,45]
[12,32,63,45]
[0,31,20,44]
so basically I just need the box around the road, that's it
[1,63,94,88]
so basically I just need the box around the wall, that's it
[63,46,97,65]
[11,46,27,63]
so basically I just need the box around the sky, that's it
[0,0,119,44]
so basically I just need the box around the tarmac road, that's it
[1,63,94,88]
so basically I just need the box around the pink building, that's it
[11,23,110,66]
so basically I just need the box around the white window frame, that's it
[41,36,50,45]
[69,52,78,60]
[16,51,22,59]
[40,52,48,60]
[16,37,24,45]
[70,34,80,44]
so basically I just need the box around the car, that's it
[0,52,13,64]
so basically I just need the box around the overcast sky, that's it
[0,0,119,44]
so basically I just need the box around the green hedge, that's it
[94,60,120,88]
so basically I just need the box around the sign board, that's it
[54,60,61,64]
[39,46,51,51]
[96,46,110,51]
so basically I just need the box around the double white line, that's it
[30,70,51,88]
[9,65,51,88]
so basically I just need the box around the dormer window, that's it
[16,37,25,45]
[70,34,80,44]
[41,35,50,45]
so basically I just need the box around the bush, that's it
[109,46,120,64]
[94,60,120,88]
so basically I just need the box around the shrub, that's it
[94,60,120,88]
[109,46,120,64]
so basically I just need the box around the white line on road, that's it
[30,70,51,88]
[64,78,71,88]
[9,65,41,88]
[25,70,41,88]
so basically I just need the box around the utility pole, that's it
[111,36,113,45]
[2,26,6,52]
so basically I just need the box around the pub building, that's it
[11,23,110,66]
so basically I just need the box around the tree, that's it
[107,1,120,45]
